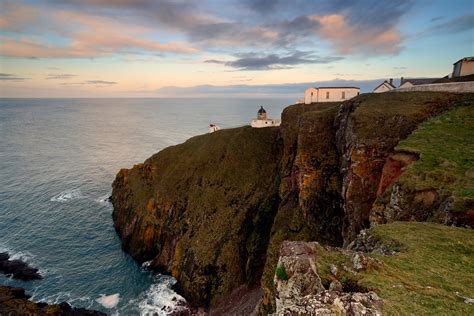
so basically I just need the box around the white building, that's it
[304,87,360,104]
[208,124,220,133]
[251,106,281,128]
[373,79,396,93]
[452,57,474,77]
[399,77,439,89]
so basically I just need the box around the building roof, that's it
[312,86,360,89]
[453,56,474,65]
[373,80,395,91]
[400,78,439,86]
[258,106,266,114]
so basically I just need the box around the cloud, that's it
[156,78,386,97]
[46,73,77,79]
[0,3,197,58]
[0,0,412,60]
[428,13,474,34]
[206,51,343,70]
[279,14,401,55]
[0,73,29,81]
[61,80,117,86]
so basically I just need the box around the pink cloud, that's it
[310,14,401,55]
[0,3,197,58]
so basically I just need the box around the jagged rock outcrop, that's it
[0,285,106,316]
[273,241,382,315]
[0,252,42,280]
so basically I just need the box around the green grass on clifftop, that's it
[316,222,474,315]
[396,100,474,211]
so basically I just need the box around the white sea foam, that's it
[96,293,120,308]
[51,189,83,202]
[138,276,188,315]
[95,194,112,208]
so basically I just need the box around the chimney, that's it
[400,77,404,85]
[389,78,393,85]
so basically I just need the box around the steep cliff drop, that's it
[112,92,473,313]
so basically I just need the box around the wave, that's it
[95,194,112,208]
[50,189,83,202]
[138,275,189,315]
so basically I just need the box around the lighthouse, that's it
[251,106,281,128]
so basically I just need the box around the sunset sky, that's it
[0,0,473,97]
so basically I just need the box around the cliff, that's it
[111,92,473,313]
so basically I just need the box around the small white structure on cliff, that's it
[373,79,396,93]
[251,106,281,128]
[452,57,474,77]
[304,87,360,104]
[208,124,220,133]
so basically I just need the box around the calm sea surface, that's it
[0,98,291,314]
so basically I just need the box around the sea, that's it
[0,97,292,315]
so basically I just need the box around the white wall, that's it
[393,82,474,93]
[373,83,393,93]
[399,82,414,88]
[304,88,318,104]
[318,88,359,102]
[251,118,281,128]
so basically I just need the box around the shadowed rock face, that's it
[0,286,106,316]
[0,252,42,280]
[111,92,472,312]
[112,126,283,308]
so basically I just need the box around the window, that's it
[326,91,330,99]
[342,91,346,99]
[311,92,313,96]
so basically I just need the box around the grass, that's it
[315,222,474,315]
[396,103,474,211]
[275,264,289,281]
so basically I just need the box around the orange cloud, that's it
[309,14,401,55]
[0,3,197,58]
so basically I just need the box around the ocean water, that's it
[0,98,292,314]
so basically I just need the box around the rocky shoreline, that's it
[0,285,106,316]
[0,252,42,281]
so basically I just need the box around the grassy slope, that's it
[396,101,474,211]
[351,92,461,146]
[316,222,474,315]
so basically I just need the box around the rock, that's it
[329,280,343,292]
[330,264,338,276]
[273,241,324,312]
[0,252,42,280]
[0,285,106,316]
[351,252,367,270]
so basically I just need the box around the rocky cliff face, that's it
[111,92,473,312]
[335,92,461,243]
[112,126,282,308]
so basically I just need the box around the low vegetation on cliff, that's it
[396,101,474,212]
[314,222,474,315]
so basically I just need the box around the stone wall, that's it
[392,81,474,93]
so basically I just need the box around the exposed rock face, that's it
[0,252,42,280]
[335,92,460,243]
[273,241,382,315]
[0,285,106,316]
[112,127,283,308]
[259,103,345,313]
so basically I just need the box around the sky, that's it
[0,0,473,97]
